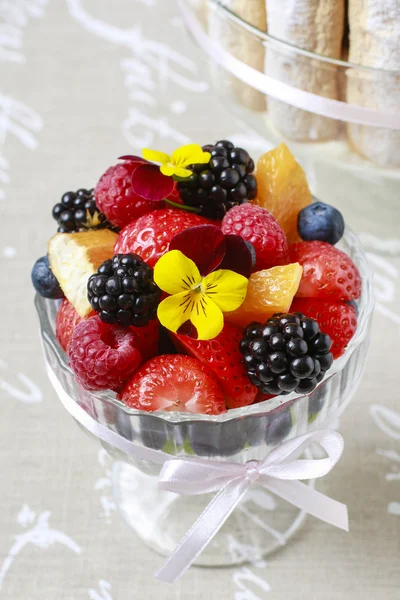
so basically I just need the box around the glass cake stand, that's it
[35,229,373,567]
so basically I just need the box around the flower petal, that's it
[218,235,255,278]
[142,148,171,165]
[170,225,226,276]
[160,165,177,177]
[154,250,202,295]
[203,269,248,312]
[190,294,224,340]
[131,163,174,201]
[171,144,211,168]
[173,167,193,178]
[157,292,193,333]
[118,155,149,164]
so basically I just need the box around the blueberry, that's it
[265,406,293,446]
[187,423,216,457]
[31,255,64,299]
[139,415,167,450]
[246,415,268,447]
[298,201,345,245]
[115,410,134,440]
[308,385,327,422]
[216,421,248,456]
[188,422,246,457]
[347,299,359,315]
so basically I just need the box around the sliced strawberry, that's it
[289,241,361,302]
[121,354,226,415]
[291,297,358,358]
[171,322,258,409]
[130,319,160,362]
[114,208,216,268]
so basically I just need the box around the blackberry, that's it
[87,254,161,327]
[240,312,334,396]
[52,188,110,233]
[177,140,257,220]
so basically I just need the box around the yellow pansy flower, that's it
[142,144,211,179]
[154,250,248,340]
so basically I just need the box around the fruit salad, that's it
[32,141,361,415]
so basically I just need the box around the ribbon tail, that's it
[261,477,349,532]
[155,477,249,583]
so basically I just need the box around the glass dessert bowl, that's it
[179,0,400,254]
[35,227,373,567]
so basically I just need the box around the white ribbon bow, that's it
[156,429,348,582]
[47,366,349,584]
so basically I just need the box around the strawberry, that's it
[289,241,361,302]
[221,204,289,270]
[130,319,160,362]
[56,298,87,351]
[291,298,358,358]
[114,208,215,268]
[121,354,226,415]
[171,322,258,409]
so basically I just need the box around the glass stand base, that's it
[112,460,313,567]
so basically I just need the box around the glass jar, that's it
[179,0,400,255]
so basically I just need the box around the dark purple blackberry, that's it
[87,254,161,327]
[177,140,257,220]
[52,188,111,233]
[240,313,333,396]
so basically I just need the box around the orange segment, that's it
[48,229,118,317]
[254,143,312,243]
[224,263,303,329]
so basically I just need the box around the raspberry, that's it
[56,298,85,351]
[95,161,163,229]
[114,208,214,268]
[68,316,142,391]
[221,204,289,270]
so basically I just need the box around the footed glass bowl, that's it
[180,0,400,254]
[35,229,373,567]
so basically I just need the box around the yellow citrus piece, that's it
[48,229,118,317]
[224,263,303,329]
[254,143,312,243]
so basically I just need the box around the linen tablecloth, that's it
[1,1,399,598]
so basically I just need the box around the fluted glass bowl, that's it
[180,0,400,254]
[35,228,373,567]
